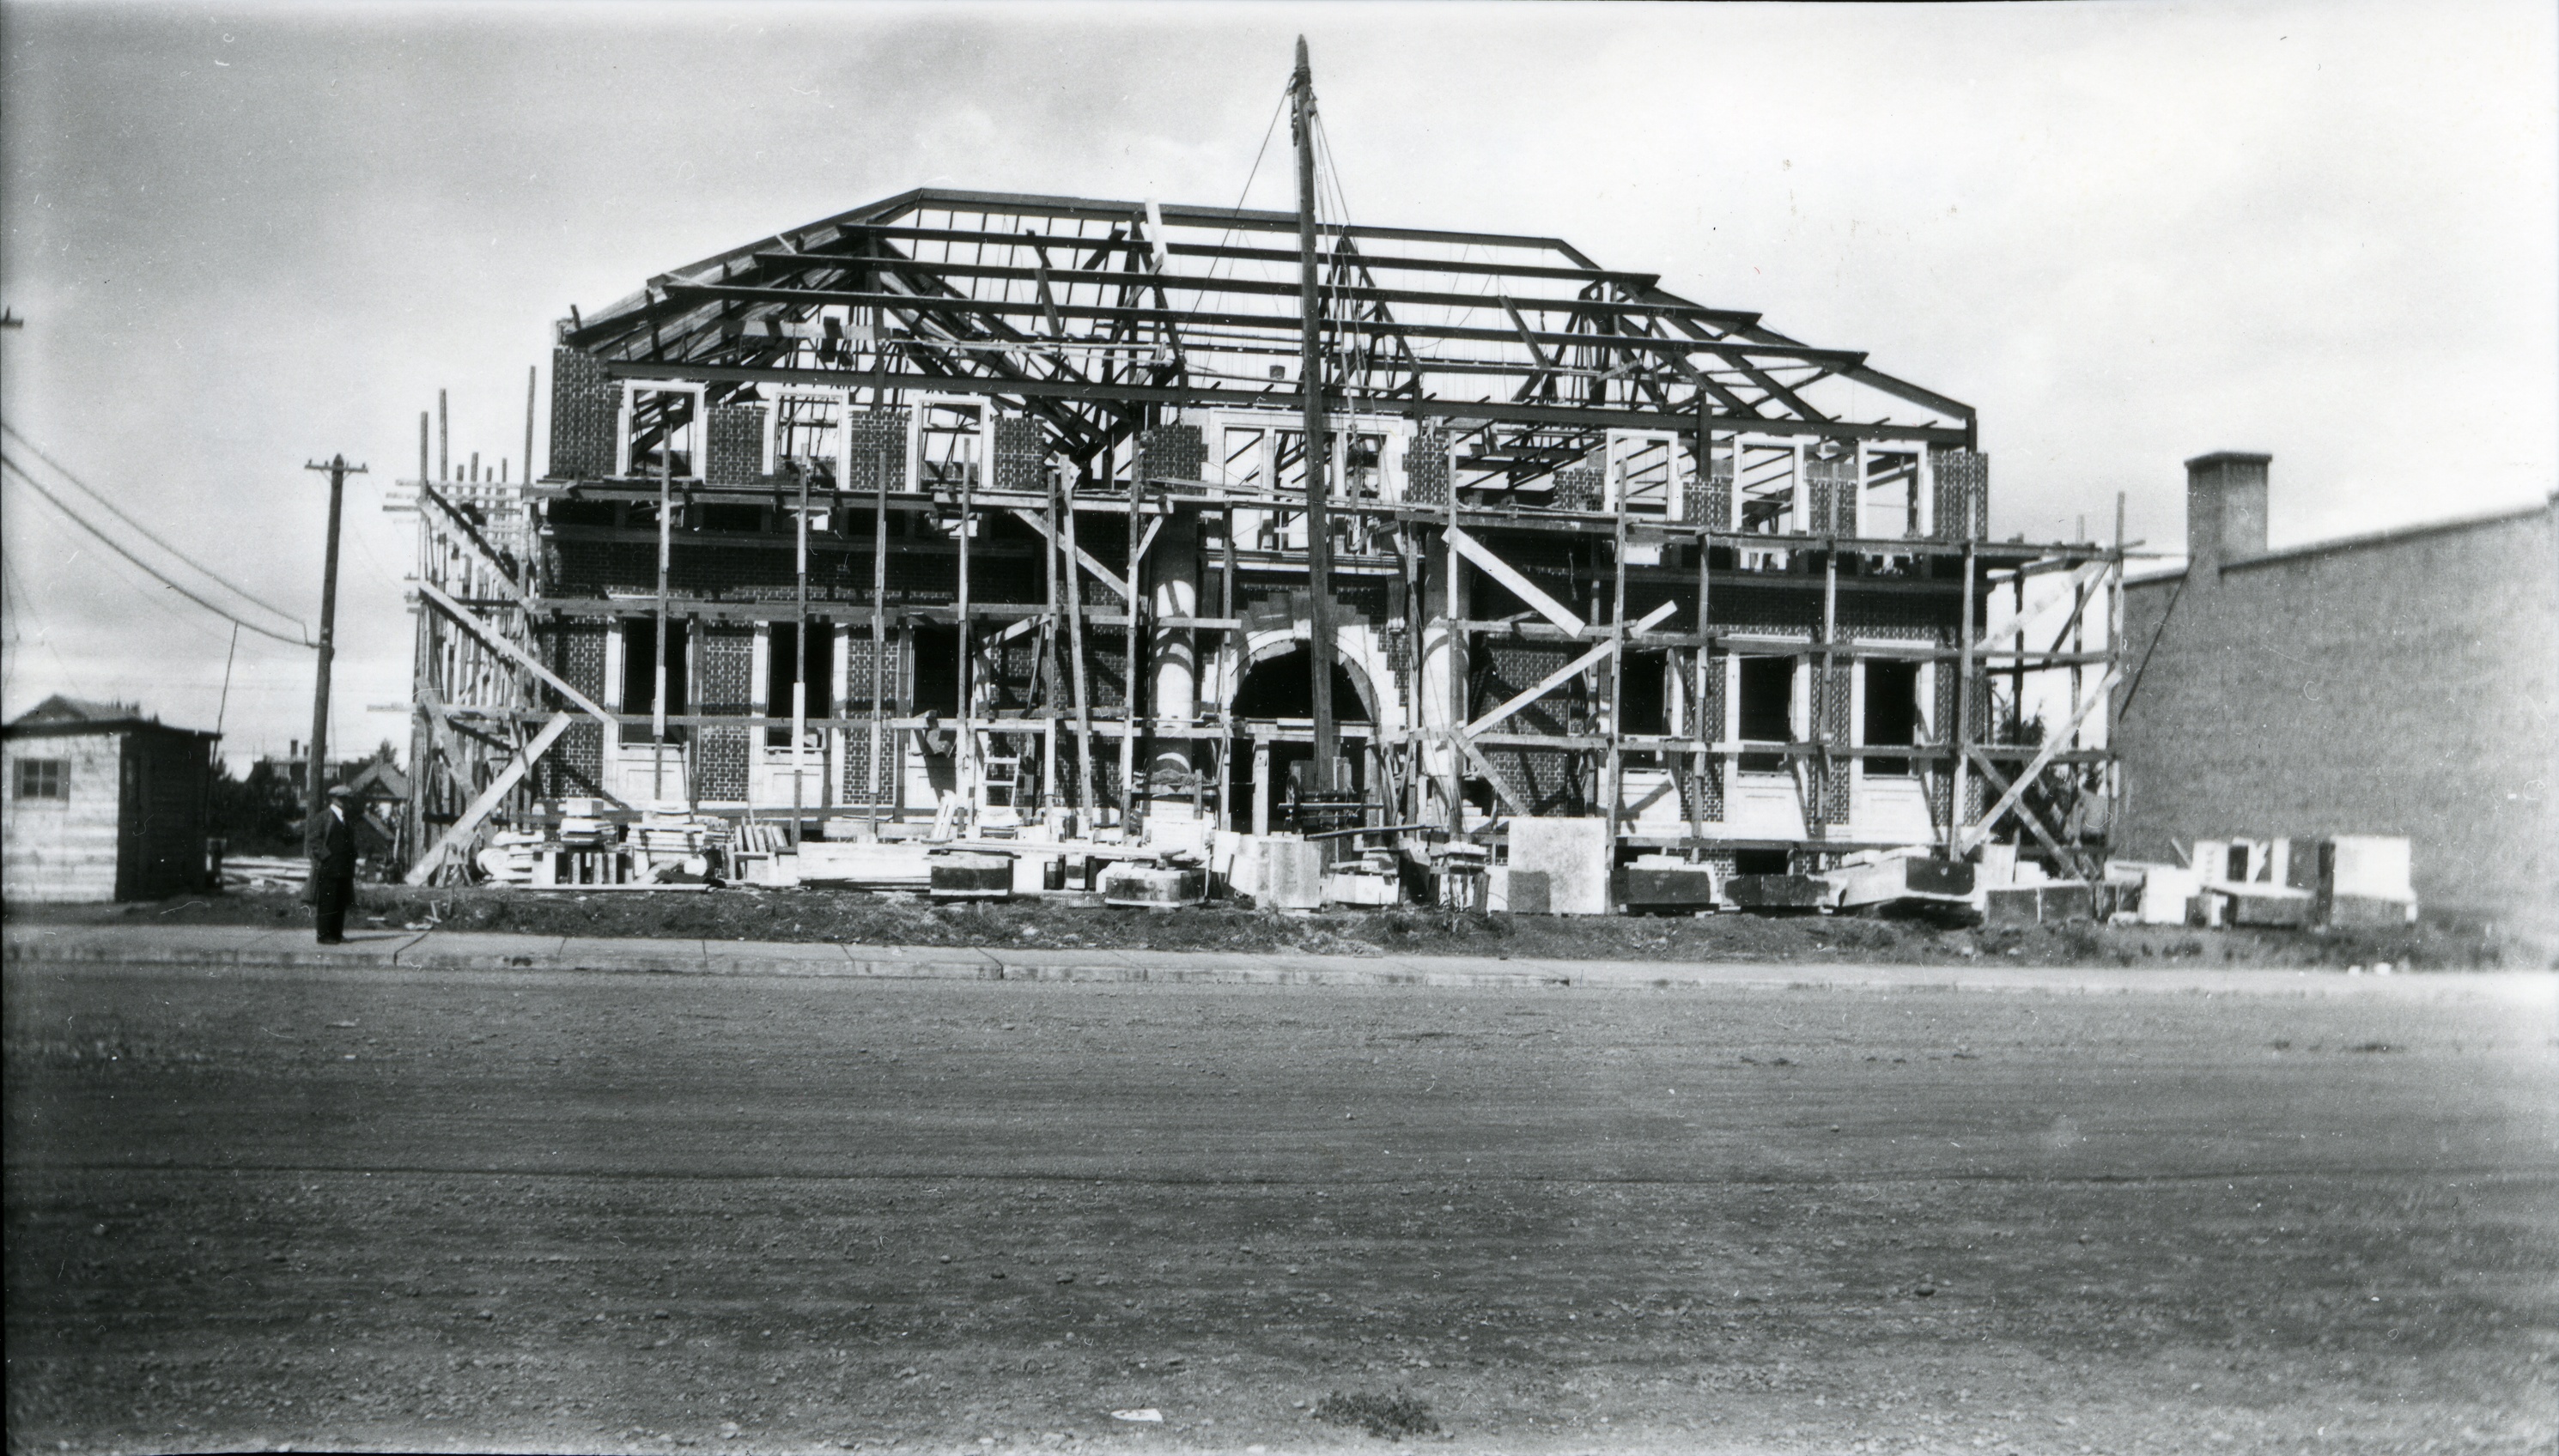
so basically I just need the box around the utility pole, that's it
[1292,35,1337,792]
[302,455,367,821]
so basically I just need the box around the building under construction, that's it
[398,139,2122,899]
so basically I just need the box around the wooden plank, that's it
[1006,505,1131,601]
[1955,669,2120,857]
[415,580,618,731]
[403,712,574,885]
[1967,749,2087,885]
[1450,731,1531,817]
[1443,525,1585,635]
[1464,600,1675,737]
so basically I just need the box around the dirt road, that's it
[5,962,2553,1453]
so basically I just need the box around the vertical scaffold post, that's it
[869,434,888,835]
[1950,539,1977,858]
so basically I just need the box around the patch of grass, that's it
[1314,1388,1439,1441]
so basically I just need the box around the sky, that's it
[3,0,2553,771]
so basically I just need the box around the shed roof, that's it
[3,694,220,742]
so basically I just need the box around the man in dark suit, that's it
[307,784,358,944]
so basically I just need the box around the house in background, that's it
[3,695,220,903]
[2112,454,2557,925]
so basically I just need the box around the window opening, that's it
[620,617,690,743]
[1737,656,1795,774]
[1618,651,1670,767]
[915,400,984,494]
[13,757,68,800]
[765,622,833,748]
[911,624,962,719]
[1862,659,1920,776]
[1735,439,1798,572]
[621,385,701,479]
[769,391,846,489]
[1608,433,1679,518]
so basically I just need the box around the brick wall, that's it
[1932,448,1988,542]
[542,622,607,798]
[1404,426,1450,506]
[1134,423,1203,488]
[993,416,1047,494]
[549,349,617,480]
[694,623,754,799]
[844,410,910,494]
[2115,502,2557,922]
[1684,466,1732,528]
[1808,456,1856,536]
[1553,461,1602,513]
[707,403,765,487]
[838,631,895,804]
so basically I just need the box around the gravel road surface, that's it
[6,961,2552,1453]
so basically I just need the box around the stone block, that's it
[1507,816,1609,914]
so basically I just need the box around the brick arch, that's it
[1228,626,1393,729]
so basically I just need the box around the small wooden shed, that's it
[3,695,220,903]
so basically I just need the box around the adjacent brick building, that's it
[2114,453,2558,924]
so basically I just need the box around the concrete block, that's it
[1985,882,2096,925]
[1725,874,1833,912]
[1506,869,1553,915]
[1324,871,1397,907]
[1234,835,1323,909]
[2137,864,2200,925]
[1829,855,1975,912]
[1507,816,1610,915]
[1100,864,1206,907]
[2214,883,2314,928]
[929,852,1013,901]
[2325,836,2414,901]
[1982,885,2043,926]
[1976,841,2017,888]
[1620,858,1718,913]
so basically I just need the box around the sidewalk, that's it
[7,921,2548,1001]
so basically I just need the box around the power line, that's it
[3,482,242,651]
[1,454,316,647]
[0,420,307,629]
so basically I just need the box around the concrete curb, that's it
[6,924,2550,1000]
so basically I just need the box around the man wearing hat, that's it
[306,784,359,945]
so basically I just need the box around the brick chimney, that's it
[2185,452,2270,570]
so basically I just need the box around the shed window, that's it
[14,757,68,800]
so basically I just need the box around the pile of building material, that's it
[2099,834,2415,930]
[1827,851,1976,917]
[218,855,308,890]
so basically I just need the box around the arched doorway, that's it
[1228,644,1373,834]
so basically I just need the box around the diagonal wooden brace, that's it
[404,711,574,885]
[416,580,619,729]
[1967,749,2088,885]
[1006,507,1131,600]
[1465,600,1677,736]
[1447,731,1531,817]
[1444,525,1586,635]
[1955,667,2120,858]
